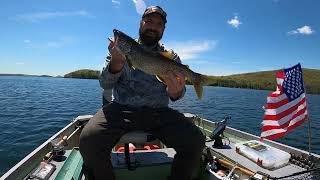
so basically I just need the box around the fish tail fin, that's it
[193,75,218,99]
[193,77,203,99]
[193,74,208,99]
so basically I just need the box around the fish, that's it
[112,29,218,99]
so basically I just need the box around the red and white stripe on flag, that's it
[260,64,308,139]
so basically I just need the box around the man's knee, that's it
[79,120,124,155]
[176,128,205,154]
[79,110,107,152]
[189,131,206,152]
[79,125,98,153]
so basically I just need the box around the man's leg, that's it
[79,103,130,180]
[149,109,206,180]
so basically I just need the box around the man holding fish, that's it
[79,6,205,180]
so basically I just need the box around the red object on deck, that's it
[143,145,160,150]
[116,143,136,152]
[116,144,160,152]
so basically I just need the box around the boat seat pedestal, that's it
[118,131,157,170]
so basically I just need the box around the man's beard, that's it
[139,28,163,46]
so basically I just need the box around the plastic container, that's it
[235,140,291,169]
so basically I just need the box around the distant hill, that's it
[0,74,52,77]
[64,69,100,79]
[0,73,27,76]
[63,68,320,94]
[208,68,320,94]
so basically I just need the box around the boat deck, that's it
[3,114,319,180]
[206,140,306,178]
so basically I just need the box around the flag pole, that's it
[307,116,312,155]
[301,63,312,155]
[305,92,312,155]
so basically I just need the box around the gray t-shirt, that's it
[99,41,185,108]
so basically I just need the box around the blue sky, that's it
[0,0,319,76]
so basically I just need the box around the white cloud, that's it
[15,62,25,65]
[288,25,315,35]
[112,0,121,6]
[227,16,242,28]
[25,37,74,49]
[166,40,217,60]
[47,42,62,48]
[24,40,31,43]
[132,0,146,15]
[46,37,74,48]
[10,10,93,22]
[231,61,243,64]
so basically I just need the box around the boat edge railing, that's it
[0,115,92,180]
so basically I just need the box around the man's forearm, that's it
[109,58,125,74]
[99,63,123,90]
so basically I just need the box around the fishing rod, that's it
[25,135,68,180]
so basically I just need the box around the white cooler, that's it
[235,140,291,169]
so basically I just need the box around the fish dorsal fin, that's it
[159,50,175,60]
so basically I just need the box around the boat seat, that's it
[118,131,158,171]
[119,131,157,144]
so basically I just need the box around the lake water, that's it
[0,76,319,176]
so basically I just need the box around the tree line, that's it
[64,68,320,94]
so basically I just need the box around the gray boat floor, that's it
[206,141,306,178]
[48,143,307,179]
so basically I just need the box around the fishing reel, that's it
[43,136,68,162]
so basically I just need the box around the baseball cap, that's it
[142,6,167,23]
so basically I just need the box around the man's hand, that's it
[162,71,185,100]
[108,37,126,74]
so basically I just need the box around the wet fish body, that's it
[113,29,216,99]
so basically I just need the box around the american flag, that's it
[260,63,308,139]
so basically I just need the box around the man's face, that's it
[139,13,165,46]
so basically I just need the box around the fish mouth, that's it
[112,29,132,55]
[113,29,120,46]
[113,29,119,37]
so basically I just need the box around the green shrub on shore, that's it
[64,69,100,79]
[207,68,320,94]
